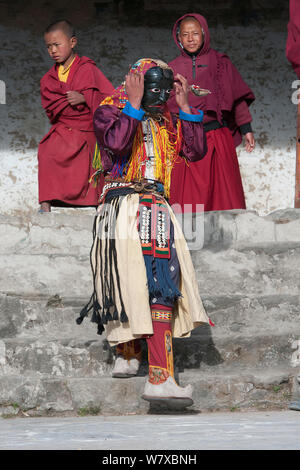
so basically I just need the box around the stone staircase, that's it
[0,209,299,417]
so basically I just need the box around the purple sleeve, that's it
[93,104,140,157]
[177,114,207,162]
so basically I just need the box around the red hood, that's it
[172,12,211,57]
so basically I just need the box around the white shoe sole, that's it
[142,394,193,408]
[112,372,137,378]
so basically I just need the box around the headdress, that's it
[101,58,172,109]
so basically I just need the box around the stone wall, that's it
[0,1,296,216]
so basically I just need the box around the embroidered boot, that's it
[142,305,194,408]
[143,372,193,404]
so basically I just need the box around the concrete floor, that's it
[0,410,299,450]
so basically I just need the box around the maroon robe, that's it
[38,55,114,206]
[286,0,300,78]
[167,13,255,212]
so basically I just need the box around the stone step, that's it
[2,247,300,298]
[1,249,300,299]
[0,366,294,417]
[0,336,112,379]
[174,331,300,371]
[0,253,92,298]
[0,293,98,339]
[203,294,300,337]
[2,210,300,253]
[0,329,298,378]
[193,246,300,298]
[182,366,295,413]
[200,209,300,252]
[2,210,300,257]
[0,212,94,257]
[1,211,300,298]
[2,292,300,340]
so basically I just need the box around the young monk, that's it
[38,19,114,212]
[167,13,256,213]
[76,58,213,408]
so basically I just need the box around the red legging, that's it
[116,304,174,384]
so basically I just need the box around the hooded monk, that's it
[168,13,256,212]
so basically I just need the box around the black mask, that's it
[141,66,174,114]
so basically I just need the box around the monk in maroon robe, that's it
[286,1,300,413]
[38,20,114,211]
[167,13,256,213]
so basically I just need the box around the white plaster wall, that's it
[0,22,296,215]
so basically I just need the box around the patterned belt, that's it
[100,178,165,202]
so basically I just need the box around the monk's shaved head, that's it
[45,19,75,39]
[179,16,201,30]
